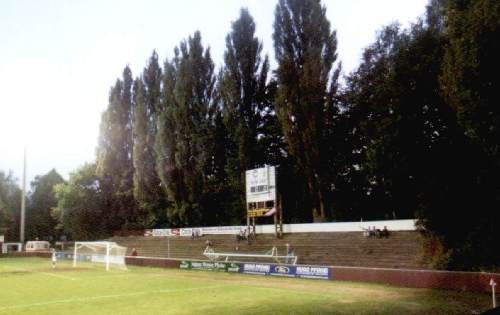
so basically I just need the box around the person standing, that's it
[51,249,57,269]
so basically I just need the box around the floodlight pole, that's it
[20,147,26,244]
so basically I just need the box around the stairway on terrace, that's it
[111,231,425,269]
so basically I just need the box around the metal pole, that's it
[278,193,283,238]
[274,213,277,238]
[73,243,78,267]
[20,147,26,244]
[105,242,110,271]
[491,279,497,308]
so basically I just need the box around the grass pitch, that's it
[0,257,492,315]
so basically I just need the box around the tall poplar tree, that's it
[96,66,136,230]
[273,0,340,221]
[218,8,270,220]
[133,52,166,227]
[156,32,215,225]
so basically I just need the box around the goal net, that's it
[72,241,127,271]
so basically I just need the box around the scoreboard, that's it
[245,165,276,203]
[245,165,282,237]
[245,166,276,217]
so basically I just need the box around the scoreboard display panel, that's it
[245,165,276,204]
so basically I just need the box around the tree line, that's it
[1,0,499,271]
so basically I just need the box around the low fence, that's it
[331,266,500,293]
[0,251,51,258]
[124,256,499,294]
[126,256,181,268]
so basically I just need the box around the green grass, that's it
[0,257,492,315]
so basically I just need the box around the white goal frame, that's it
[203,246,298,265]
[73,241,127,271]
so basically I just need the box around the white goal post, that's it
[73,241,127,271]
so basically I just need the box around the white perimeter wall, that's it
[149,219,417,236]
[259,219,417,234]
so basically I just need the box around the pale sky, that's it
[0,0,428,187]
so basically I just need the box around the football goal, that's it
[204,246,298,265]
[72,241,127,271]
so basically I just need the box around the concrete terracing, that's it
[111,231,426,269]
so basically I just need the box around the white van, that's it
[25,241,51,252]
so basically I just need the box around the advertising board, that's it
[148,226,239,237]
[179,260,330,280]
[242,263,331,280]
[200,226,242,235]
[151,229,171,237]
[295,266,331,279]
[179,260,240,273]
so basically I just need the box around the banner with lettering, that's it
[179,260,240,273]
[241,263,331,280]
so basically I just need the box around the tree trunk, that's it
[307,175,325,222]
[317,186,326,221]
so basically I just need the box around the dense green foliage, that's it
[1,0,499,270]
[0,171,21,239]
[26,169,64,241]
[340,0,500,270]
[53,164,109,240]
[430,0,500,270]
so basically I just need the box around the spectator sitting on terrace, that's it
[236,228,246,242]
[191,230,198,240]
[131,248,138,256]
[205,239,212,248]
[361,226,371,237]
[362,226,377,237]
[380,226,390,238]
[246,229,255,244]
